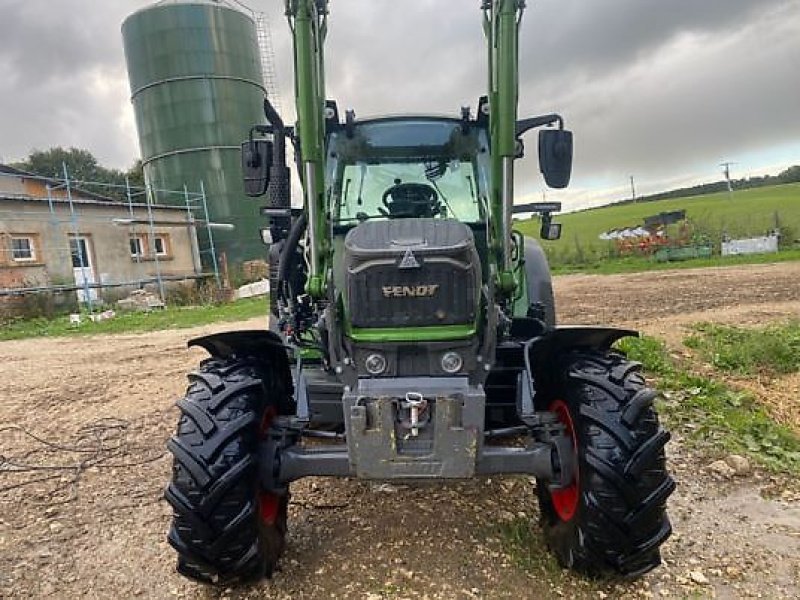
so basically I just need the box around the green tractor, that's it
[166,0,674,584]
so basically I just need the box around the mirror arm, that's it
[516,113,564,137]
[511,201,562,215]
[249,125,272,143]
[262,97,291,165]
[264,97,285,134]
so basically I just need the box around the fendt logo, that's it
[382,285,440,299]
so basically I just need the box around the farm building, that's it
[0,164,202,314]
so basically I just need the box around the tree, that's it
[14,147,102,183]
[127,159,146,189]
[778,165,800,184]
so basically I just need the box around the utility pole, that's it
[629,175,636,203]
[720,161,736,200]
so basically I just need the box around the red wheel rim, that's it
[258,493,281,525]
[259,406,281,526]
[549,399,579,522]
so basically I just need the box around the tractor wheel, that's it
[165,357,288,584]
[537,350,675,577]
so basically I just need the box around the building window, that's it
[11,236,36,262]
[153,235,169,257]
[129,234,170,260]
[69,237,91,269]
[130,236,144,258]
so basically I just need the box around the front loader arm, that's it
[483,0,525,295]
[286,0,329,298]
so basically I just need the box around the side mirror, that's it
[540,214,562,241]
[241,139,273,197]
[539,129,573,189]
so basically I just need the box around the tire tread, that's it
[165,358,287,584]
[539,350,674,578]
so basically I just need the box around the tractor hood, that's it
[343,218,481,332]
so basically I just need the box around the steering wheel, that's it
[380,182,441,218]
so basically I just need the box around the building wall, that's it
[0,173,75,200]
[0,198,199,302]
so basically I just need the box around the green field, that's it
[516,183,800,269]
[0,296,268,341]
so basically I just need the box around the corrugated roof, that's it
[0,164,28,176]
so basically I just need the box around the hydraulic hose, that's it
[277,212,308,305]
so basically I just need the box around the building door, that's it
[70,236,98,304]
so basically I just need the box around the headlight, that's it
[441,351,463,374]
[365,353,387,375]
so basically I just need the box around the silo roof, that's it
[125,0,255,22]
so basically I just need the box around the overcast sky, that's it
[1,0,798,210]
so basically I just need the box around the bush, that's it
[164,279,221,307]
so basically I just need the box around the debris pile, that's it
[116,289,165,311]
[242,259,269,281]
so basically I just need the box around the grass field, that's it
[516,183,800,268]
[549,247,800,275]
[0,296,268,341]
[618,334,800,475]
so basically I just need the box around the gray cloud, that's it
[0,0,798,209]
[0,1,118,85]
[520,1,800,194]
[521,0,787,78]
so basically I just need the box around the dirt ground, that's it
[1,261,799,599]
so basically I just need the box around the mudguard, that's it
[523,237,556,329]
[526,326,638,383]
[188,330,292,383]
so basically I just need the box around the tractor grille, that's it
[344,219,481,329]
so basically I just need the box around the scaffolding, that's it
[256,12,283,114]
[0,164,229,311]
[216,0,282,112]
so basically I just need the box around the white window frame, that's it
[153,235,169,257]
[130,236,145,258]
[10,236,36,262]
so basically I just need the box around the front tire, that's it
[165,357,288,584]
[538,350,675,577]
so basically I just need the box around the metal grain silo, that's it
[122,0,266,266]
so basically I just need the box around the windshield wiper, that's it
[356,163,367,206]
[429,178,459,220]
[466,175,476,202]
[342,177,352,210]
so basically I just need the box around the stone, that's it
[725,454,751,476]
[689,570,709,585]
[116,289,164,311]
[708,459,735,477]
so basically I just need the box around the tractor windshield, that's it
[327,118,490,224]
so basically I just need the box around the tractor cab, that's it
[327,117,490,227]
